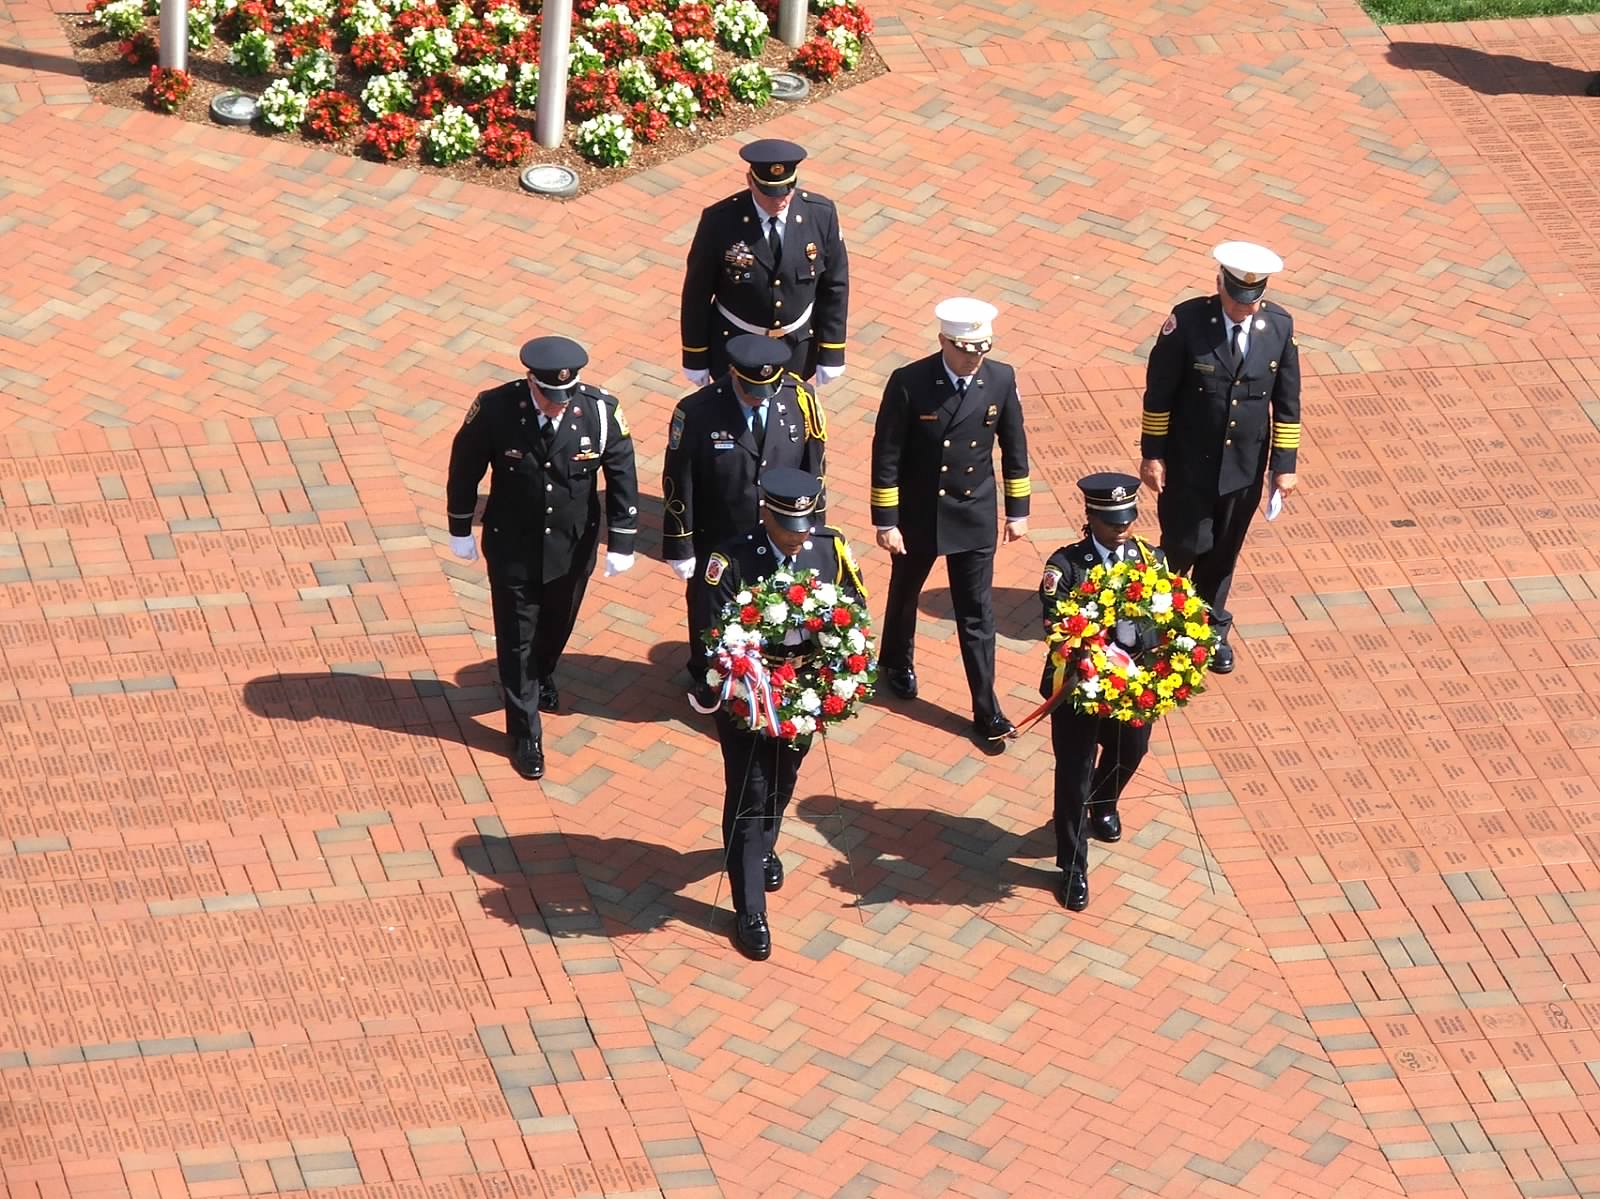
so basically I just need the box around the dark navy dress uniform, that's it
[446,339,639,775]
[1038,474,1161,911]
[870,352,1029,728]
[663,335,827,685]
[1141,279,1301,650]
[703,470,867,960]
[680,140,849,382]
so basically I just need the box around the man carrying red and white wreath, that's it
[1036,473,1214,913]
[700,468,871,962]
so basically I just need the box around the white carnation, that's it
[735,590,752,604]
[846,628,865,653]
[1150,592,1173,613]
[831,677,857,699]
[722,628,750,649]
[815,583,838,605]
[762,602,788,624]
[705,670,722,687]
[1081,679,1102,698]
[1175,636,1195,650]
[793,715,816,735]
[798,688,821,713]
[818,632,840,650]
[801,597,816,612]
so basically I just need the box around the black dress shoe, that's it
[763,853,784,893]
[884,667,918,700]
[1057,870,1088,911]
[1212,642,1235,674]
[1089,809,1122,843]
[732,912,771,960]
[538,678,559,713]
[972,713,1015,743]
[511,737,544,781]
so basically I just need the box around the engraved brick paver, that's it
[3,0,1600,1195]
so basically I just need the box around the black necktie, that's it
[751,403,766,447]
[535,416,553,452]
[1230,323,1243,372]
[766,217,782,260]
[955,377,968,398]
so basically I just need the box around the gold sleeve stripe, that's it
[1003,477,1031,498]
[1272,423,1302,448]
[682,344,709,352]
[818,341,846,350]
[1141,413,1170,433]
[870,487,899,506]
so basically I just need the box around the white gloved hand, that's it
[448,534,478,562]
[683,368,712,388]
[603,552,635,577]
[670,557,697,582]
[814,364,845,385]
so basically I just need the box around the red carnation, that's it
[1176,684,1191,700]
[778,719,797,740]
[845,654,867,673]
[1137,690,1156,709]
[1077,658,1097,677]
[1153,660,1170,677]
[1079,581,1096,596]
[1126,581,1144,601]
[786,584,807,604]
[1131,718,1146,728]
[1191,646,1208,665]
[730,657,752,679]
[831,607,852,627]
[1108,675,1127,691]
[773,662,797,684]
[822,695,845,716]
[818,667,835,683]
[805,617,825,631]
[739,604,759,625]
[1065,613,1089,637]
[1097,703,1113,717]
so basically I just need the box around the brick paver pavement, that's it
[3,0,1600,1194]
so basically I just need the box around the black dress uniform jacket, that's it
[680,190,849,380]
[447,379,639,580]
[662,375,828,565]
[707,525,867,617]
[1140,295,1301,496]
[870,354,1031,556]
[1037,536,1166,697]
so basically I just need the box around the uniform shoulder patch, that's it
[464,396,482,425]
[612,400,630,439]
[1041,566,1062,596]
[1160,313,1178,337]
[704,553,728,585]
[669,407,686,450]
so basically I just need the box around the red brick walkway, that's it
[3,1,1600,1196]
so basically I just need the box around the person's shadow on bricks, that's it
[795,795,1059,908]
[1387,41,1599,97]
[454,832,730,939]
[921,584,1041,643]
[240,642,698,752]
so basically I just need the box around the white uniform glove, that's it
[815,364,845,385]
[448,534,478,562]
[670,557,697,582]
[683,368,712,388]
[603,552,635,577]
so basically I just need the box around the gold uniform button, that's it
[1229,421,1237,428]
[970,441,977,448]
[940,465,948,472]
[964,490,972,497]
[943,439,950,447]
[775,300,783,308]
[938,488,945,496]
[966,466,974,473]
[1232,399,1239,406]
[1224,439,1232,446]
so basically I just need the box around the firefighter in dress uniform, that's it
[447,337,640,781]
[680,139,849,388]
[1139,242,1302,674]
[869,298,1031,746]
[662,334,827,704]
[703,469,867,961]
[1039,474,1161,912]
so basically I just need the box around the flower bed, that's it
[59,0,884,195]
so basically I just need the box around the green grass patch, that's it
[1364,0,1600,22]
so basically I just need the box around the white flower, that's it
[831,677,857,700]
[762,602,788,625]
[735,590,752,605]
[814,583,838,605]
[800,597,816,613]
[817,632,841,650]
[705,670,721,687]
[1081,603,1099,620]
[846,628,865,653]
[798,688,821,714]
[1175,636,1195,650]
[793,715,816,735]
[721,627,750,650]
[1150,592,1173,614]
[1080,679,1102,698]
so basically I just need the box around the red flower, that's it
[818,3,873,36]
[306,91,362,141]
[145,65,192,113]
[455,23,500,64]
[778,719,797,739]
[1064,613,1089,638]
[772,662,797,685]
[219,0,269,36]
[786,584,807,604]
[1175,684,1191,700]
[1130,718,1146,728]
[650,48,693,88]
[831,607,851,628]
[1108,675,1127,691]
[625,101,668,144]
[412,75,452,119]
[1079,581,1097,596]
[1097,703,1113,717]
[739,604,759,625]
[361,113,417,161]
[1153,660,1170,678]
[284,20,334,58]
[588,22,639,64]
[1077,658,1097,677]
[567,70,620,120]
[119,32,157,66]
[730,656,752,679]
[804,617,824,632]
[393,4,446,36]
[499,28,541,68]
[465,87,516,127]
[794,37,844,81]
[351,32,405,73]
[1126,581,1144,601]
[669,2,713,39]
[730,698,748,717]
[481,121,533,167]
[1137,691,1156,709]
[822,695,845,716]
[845,654,867,674]
[1191,646,1208,665]
[692,70,731,117]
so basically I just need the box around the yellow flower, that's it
[1154,578,1171,594]
[1099,589,1115,606]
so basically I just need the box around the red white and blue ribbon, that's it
[689,644,782,736]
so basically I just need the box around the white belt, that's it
[716,301,813,339]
